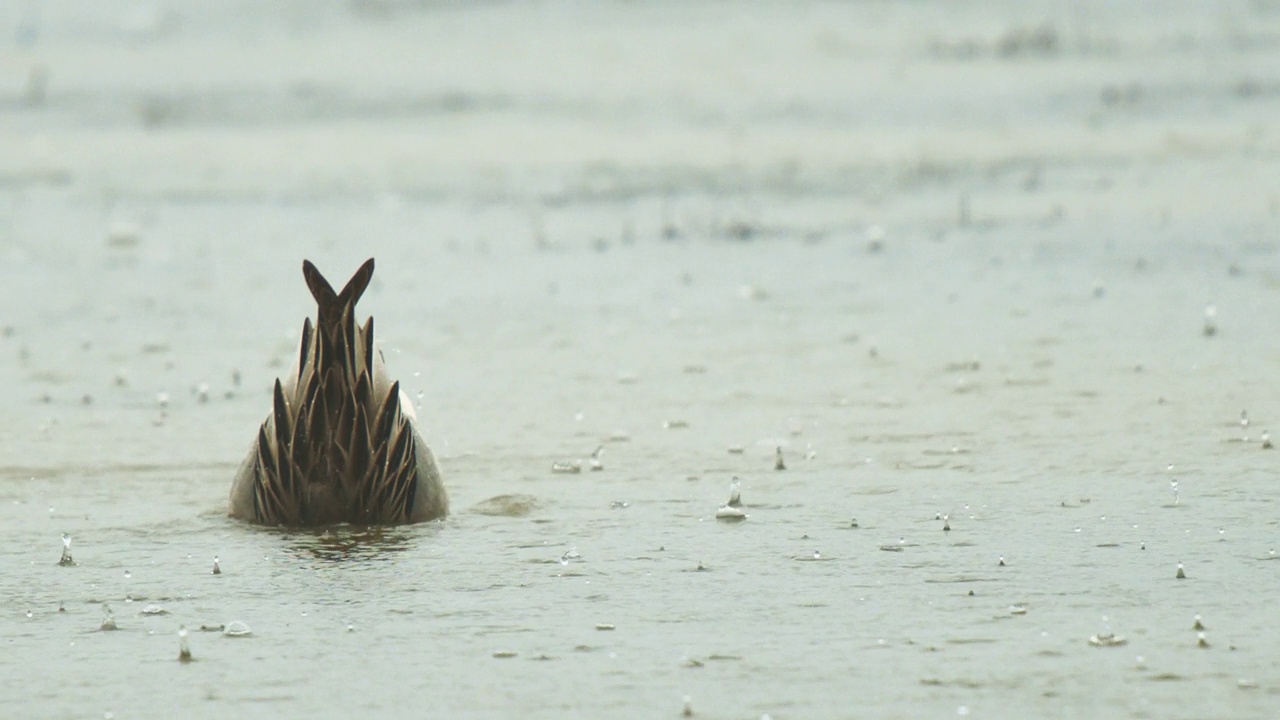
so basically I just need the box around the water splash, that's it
[178,626,193,663]
[715,477,747,521]
[222,620,252,638]
[774,446,786,471]
[589,445,604,472]
[100,604,118,631]
[58,533,75,566]
[211,556,221,575]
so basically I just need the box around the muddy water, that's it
[3,2,1280,719]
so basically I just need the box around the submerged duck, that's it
[229,258,447,526]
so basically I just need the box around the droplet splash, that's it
[774,446,786,471]
[178,626,193,663]
[715,477,747,521]
[211,556,221,575]
[1175,562,1186,579]
[1089,633,1127,647]
[100,604,118,631]
[589,445,604,472]
[58,533,75,566]
[1192,614,1205,631]
[222,620,252,638]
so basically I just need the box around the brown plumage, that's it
[229,258,447,526]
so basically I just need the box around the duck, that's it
[228,258,448,526]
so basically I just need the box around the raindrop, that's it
[812,550,821,560]
[58,533,75,566]
[1170,479,1179,506]
[1192,614,1205,631]
[155,391,169,408]
[682,695,694,717]
[1202,304,1217,336]
[998,556,1006,567]
[25,609,33,618]
[178,626,192,662]
[211,556,221,575]
[942,516,951,532]
[123,569,131,580]
[774,446,786,471]
[1176,562,1186,579]
[1197,632,1210,648]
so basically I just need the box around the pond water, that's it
[2,2,1279,718]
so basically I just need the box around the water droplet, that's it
[1176,562,1186,579]
[222,620,252,637]
[682,695,693,717]
[26,609,33,618]
[211,556,221,575]
[1197,632,1210,648]
[155,391,169,408]
[589,445,604,472]
[998,556,1006,566]
[1192,614,1205,631]
[774,446,786,471]
[123,569,131,579]
[812,549,821,560]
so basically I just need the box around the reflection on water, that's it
[279,524,424,564]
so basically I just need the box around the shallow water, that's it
[3,2,1280,718]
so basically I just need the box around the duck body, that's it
[229,258,447,526]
